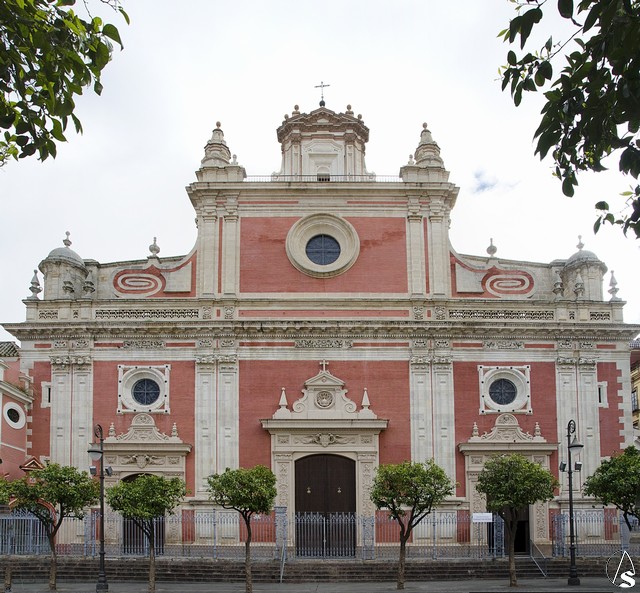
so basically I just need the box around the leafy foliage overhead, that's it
[370,460,454,528]
[370,460,455,590]
[476,454,557,513]
[0,0,128,164]
[584,446,640,529]
[207,465,277,518]
[500,0,640,238]
[106,474,186,520]
[4,463,99,533]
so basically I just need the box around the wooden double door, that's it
[295,454,356,557]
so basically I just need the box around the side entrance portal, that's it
[295,454,356,557]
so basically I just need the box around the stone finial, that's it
[413,122,445,169]
[148,237,160,260]
[278,387,288,410]
[62,272,74,296]
[486,238,497,257]
[361,387,370,410]
[28,269,42,300]
[171,422,179,438]
[82,271,95,297]
[63,231,72,248]
[346,104,354,115]
[472,422,479,438]
[608,270,621,301]
[108,422,116,438]
[201,121,231,167]
[576,235,584,251]
[534,422,541,437]
[553,270,564,298]
[574,272,585,298]
[292,104,300,115]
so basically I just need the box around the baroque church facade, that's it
[1,102,638,550]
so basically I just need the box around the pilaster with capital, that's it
[195,356,217,494]
[217,353,239,471]
[406,196,426,296]
[425,197,451,297]
[221,194,240,296]
[49,354,93,468]
[196,204,218,297]
[409,352,433,463]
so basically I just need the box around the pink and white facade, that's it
[2,103,638,548]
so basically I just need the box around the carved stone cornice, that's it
[49,354,92,369]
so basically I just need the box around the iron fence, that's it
[552,510,640,557]
[0,508,506,561]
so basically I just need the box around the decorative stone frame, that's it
[261,365,387,524]
[103,413,191,482]
[478,365,531,414]
[3,401,26,429]
[285,214,360,278]
[459,414,557,546]
[118,364,170,414]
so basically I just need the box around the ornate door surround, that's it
[261,364,388,520]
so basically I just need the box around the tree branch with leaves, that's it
[500,0,640,238]
[106,474,186,593]
[370,460,455,590]
[207,465,277,593]
[476,454,557,587]
[0,0,129,165]
[1,464,99,590]
[584,446,640,530]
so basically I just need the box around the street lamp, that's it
[88,424,109,592]
[566,419,584,586]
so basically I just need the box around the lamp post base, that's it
[568,575,581,586]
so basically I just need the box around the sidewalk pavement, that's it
[5,578,618,593]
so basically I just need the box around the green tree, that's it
[370,460,455,590]
[207,465,277,593]
[106,474,186,593]
[476,454,558,587]
[500,0,640,238]
[0,0,128,165]
[4,463,99,590]
[584,445,640,530]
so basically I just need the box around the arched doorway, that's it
[295,454,356,557]
[121,474,165,556]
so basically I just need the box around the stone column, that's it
[409,352,433,462]
[196,205,218,297]
[217,355,239,470]
[432,356,456,482]
[407,196,426,296]
[195,354,217,494]
[221,195,239,296]
[49,356,72,464]
[425,197,451,297]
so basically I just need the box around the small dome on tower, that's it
[43,232,85,269]
[565,236,604,268]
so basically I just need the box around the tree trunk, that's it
[397,535,407,590]
[245,517,253,593]
[148,521,156,593]
[48,534,57,591]
[506,518,518,587]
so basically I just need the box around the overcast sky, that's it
[1,0,638,342]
